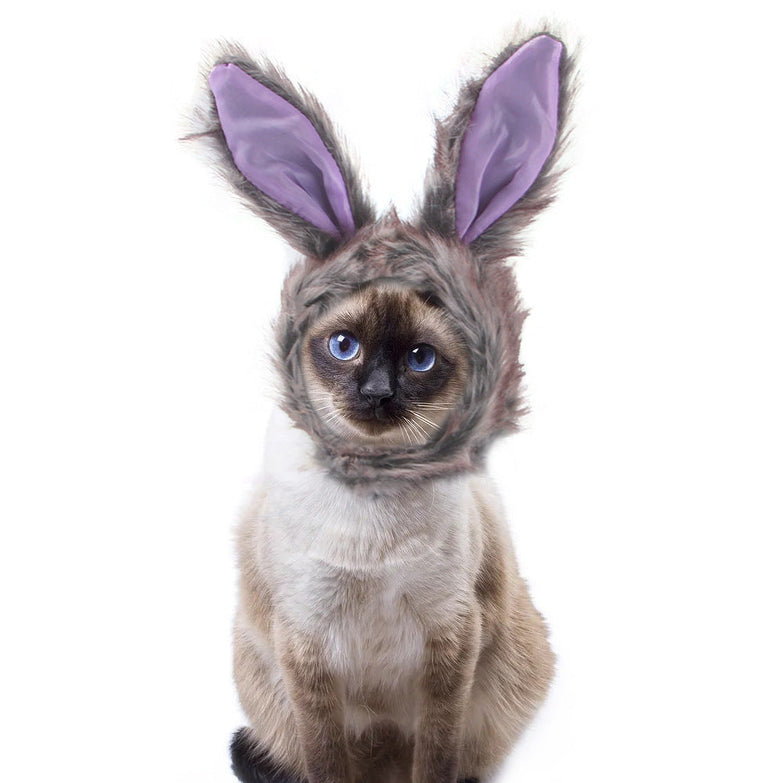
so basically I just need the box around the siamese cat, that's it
[188,29,573,783]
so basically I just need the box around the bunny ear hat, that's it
[189,32,575,484]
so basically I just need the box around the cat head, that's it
[188,31,574,483]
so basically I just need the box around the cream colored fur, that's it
[234,409,554,783]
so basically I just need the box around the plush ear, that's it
[189,45,374,259]
[420,33,573,258]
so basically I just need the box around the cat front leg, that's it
[412,612,481,783]
[274,622,351,783]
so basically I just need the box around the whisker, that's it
[321,410,344,425]
[406,416,427,440]
[410,410,437,428]
[307,395,334,408]
[404,418,422,444]
[398,417,414,445]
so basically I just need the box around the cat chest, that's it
[294,559,448,735]
[318,566,427,680]
[263,435,477,712]
[279,542,467,668]
[267,476,475,677]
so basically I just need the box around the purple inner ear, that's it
[455,35,562,244]
[209,63,356,240]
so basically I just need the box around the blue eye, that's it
[328,331,360,361]
[407,344,436,372]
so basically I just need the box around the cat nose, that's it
[360,366,394,403]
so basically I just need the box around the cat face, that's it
[303,283,468,445]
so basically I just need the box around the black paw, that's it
[230,728,305,783]
[458,778,481,783]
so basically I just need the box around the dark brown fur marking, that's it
[307,284,464,438]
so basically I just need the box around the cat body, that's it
[188,26,573,783]
[233,411,553,783]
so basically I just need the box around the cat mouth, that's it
[348,403,399,424]
[320,401,439,445]
[340,402,407,435]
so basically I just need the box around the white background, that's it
[2,1,782,781]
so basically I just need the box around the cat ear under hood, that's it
[419,33,574,260]
[188,45,375,259]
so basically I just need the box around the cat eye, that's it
[407,344,436,372]
[328,331,360,361]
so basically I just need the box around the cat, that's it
[187,28,573,783]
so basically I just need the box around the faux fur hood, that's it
[187,30,575,484]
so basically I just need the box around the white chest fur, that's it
[256,410,480,732]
